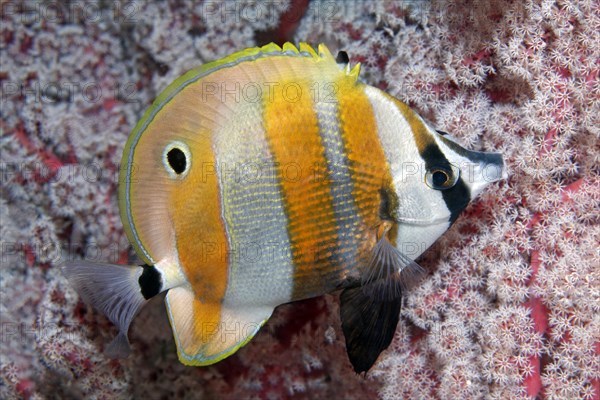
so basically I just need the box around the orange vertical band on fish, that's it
[335,74,396,256]
[263,77,340,299]
[63,42,507,372]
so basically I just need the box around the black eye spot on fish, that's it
[163,141,191,178]
[167,147,186,174]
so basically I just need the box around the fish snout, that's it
[464,151,507,198]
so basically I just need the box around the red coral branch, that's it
[13,123,65,182]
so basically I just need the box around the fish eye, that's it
[163,141,191,178]
[425,165,460,190]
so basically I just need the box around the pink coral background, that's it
[1,1,598,399]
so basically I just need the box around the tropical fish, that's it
[63,42,506,373]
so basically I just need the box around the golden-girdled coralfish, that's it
[63,42,506,373]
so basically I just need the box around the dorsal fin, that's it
[197,42,360,78]
[144,42,361,114]
[336,50,350,65]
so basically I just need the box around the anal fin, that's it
[165,286,273,366]
[340,287,401,374]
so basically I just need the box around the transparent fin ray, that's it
[62,261,146,358]
[361,237,426,301]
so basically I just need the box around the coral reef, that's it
[1,0,598,399]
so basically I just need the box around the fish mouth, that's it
[465,151,507,198]
[439,136,507,183]
[479,152,507,183]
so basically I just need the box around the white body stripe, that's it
[313,98,361,273]
[365,86,452,260]
[214,101,295,307]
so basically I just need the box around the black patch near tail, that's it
[340,287,401,374]
[139,264,162,299]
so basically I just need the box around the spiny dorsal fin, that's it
[133,42,363,141]
[198,42,361,80]
[142,42,361,117]
[204,42,331,69]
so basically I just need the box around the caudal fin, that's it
[62,261,147,358]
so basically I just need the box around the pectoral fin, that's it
[165,286,272,366]
[361,230,426,301]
